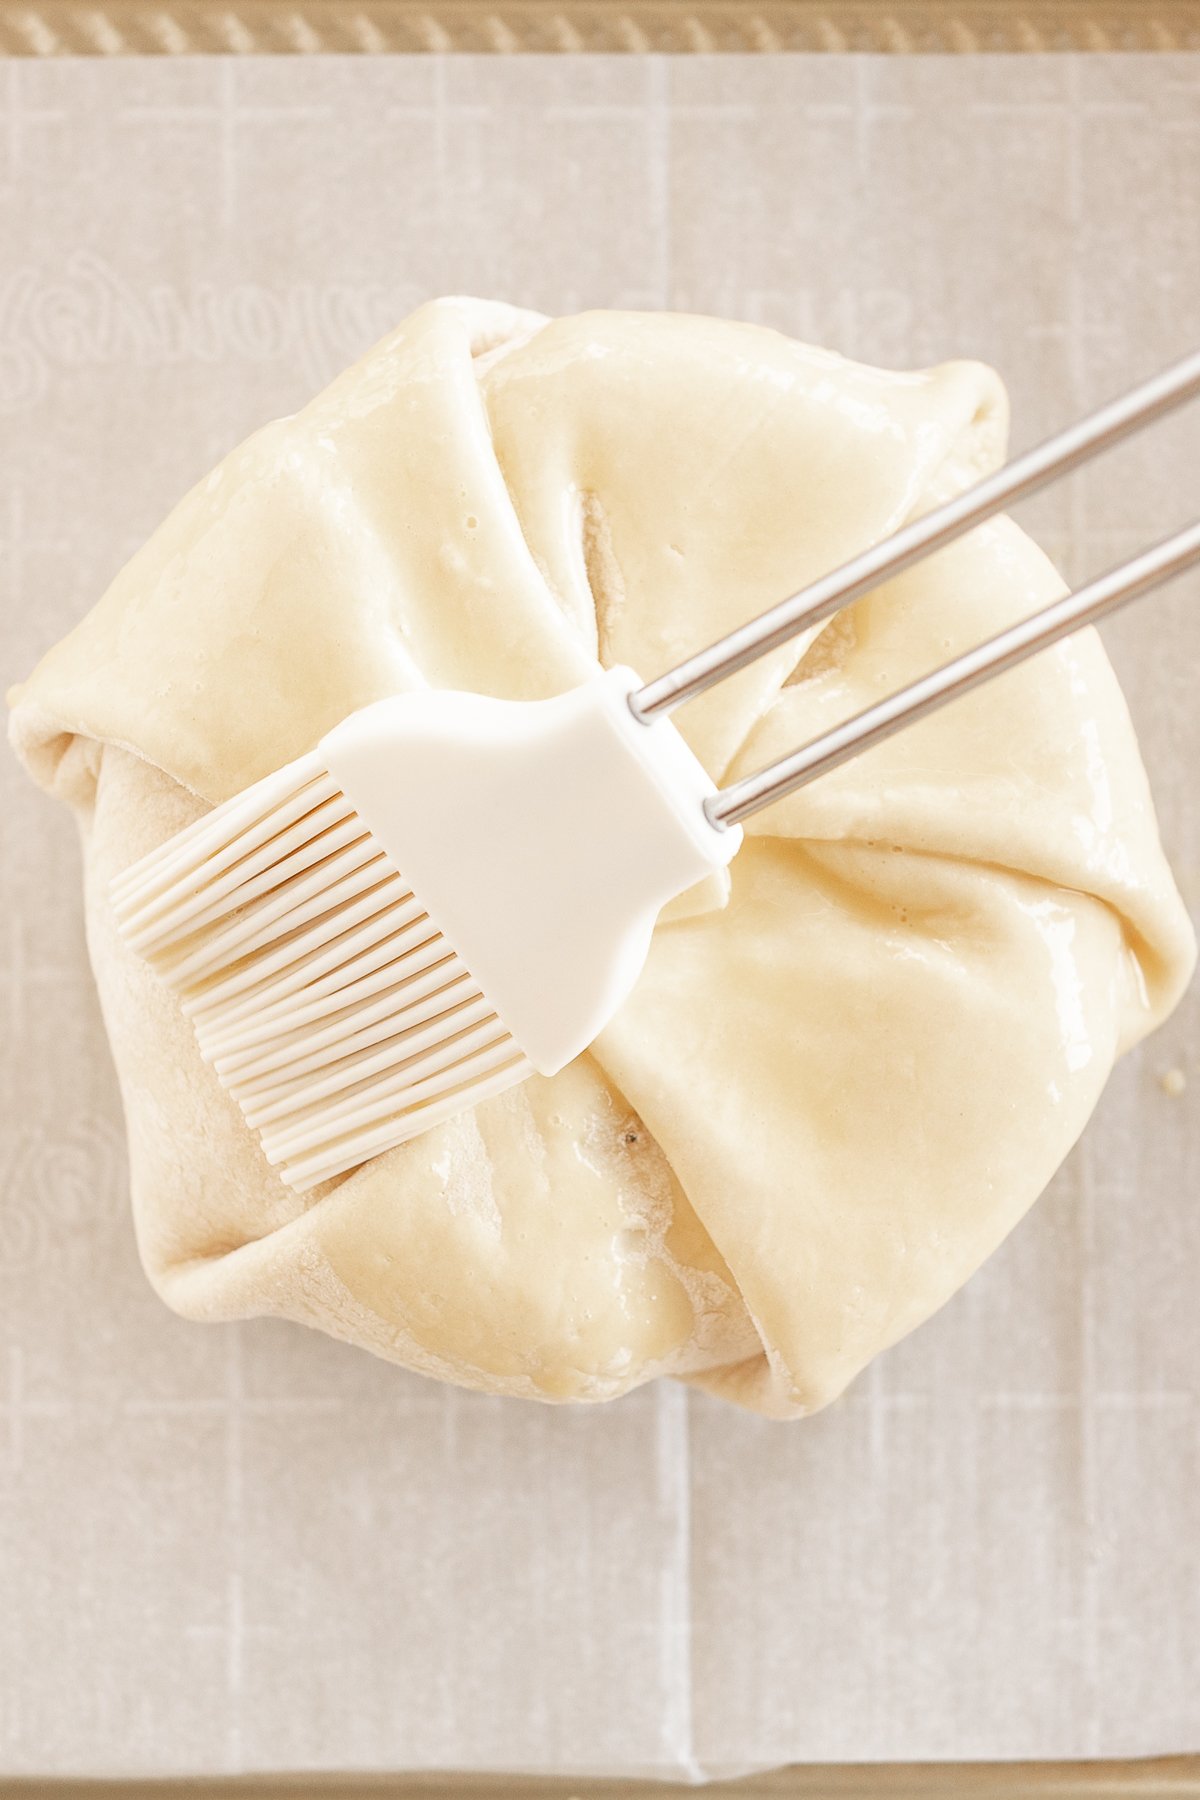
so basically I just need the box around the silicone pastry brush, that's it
[112,351,1200,1192]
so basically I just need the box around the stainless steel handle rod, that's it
[630,347,1200,724]
[709,519,1200,830]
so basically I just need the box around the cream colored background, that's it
[1,54,1198,1780]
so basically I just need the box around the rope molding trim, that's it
[1,0,1198,53]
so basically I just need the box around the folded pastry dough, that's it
[9,298,1195,1416]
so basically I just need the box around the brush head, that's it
[109,752,531,1192]
[111,670,738,1194]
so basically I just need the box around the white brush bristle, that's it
[111,752,530,1192]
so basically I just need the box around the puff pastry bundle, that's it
[10,299,1194,1416]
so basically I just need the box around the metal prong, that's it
[631,347,1200,725]
[708,518,1200,830]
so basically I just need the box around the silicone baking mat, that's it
[1,48,1198,1787]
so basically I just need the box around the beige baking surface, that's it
[1,52,1198,1784]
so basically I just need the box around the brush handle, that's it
[629,347,1200,725]
[707,519,1200,830]
[322,667,740,1075]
